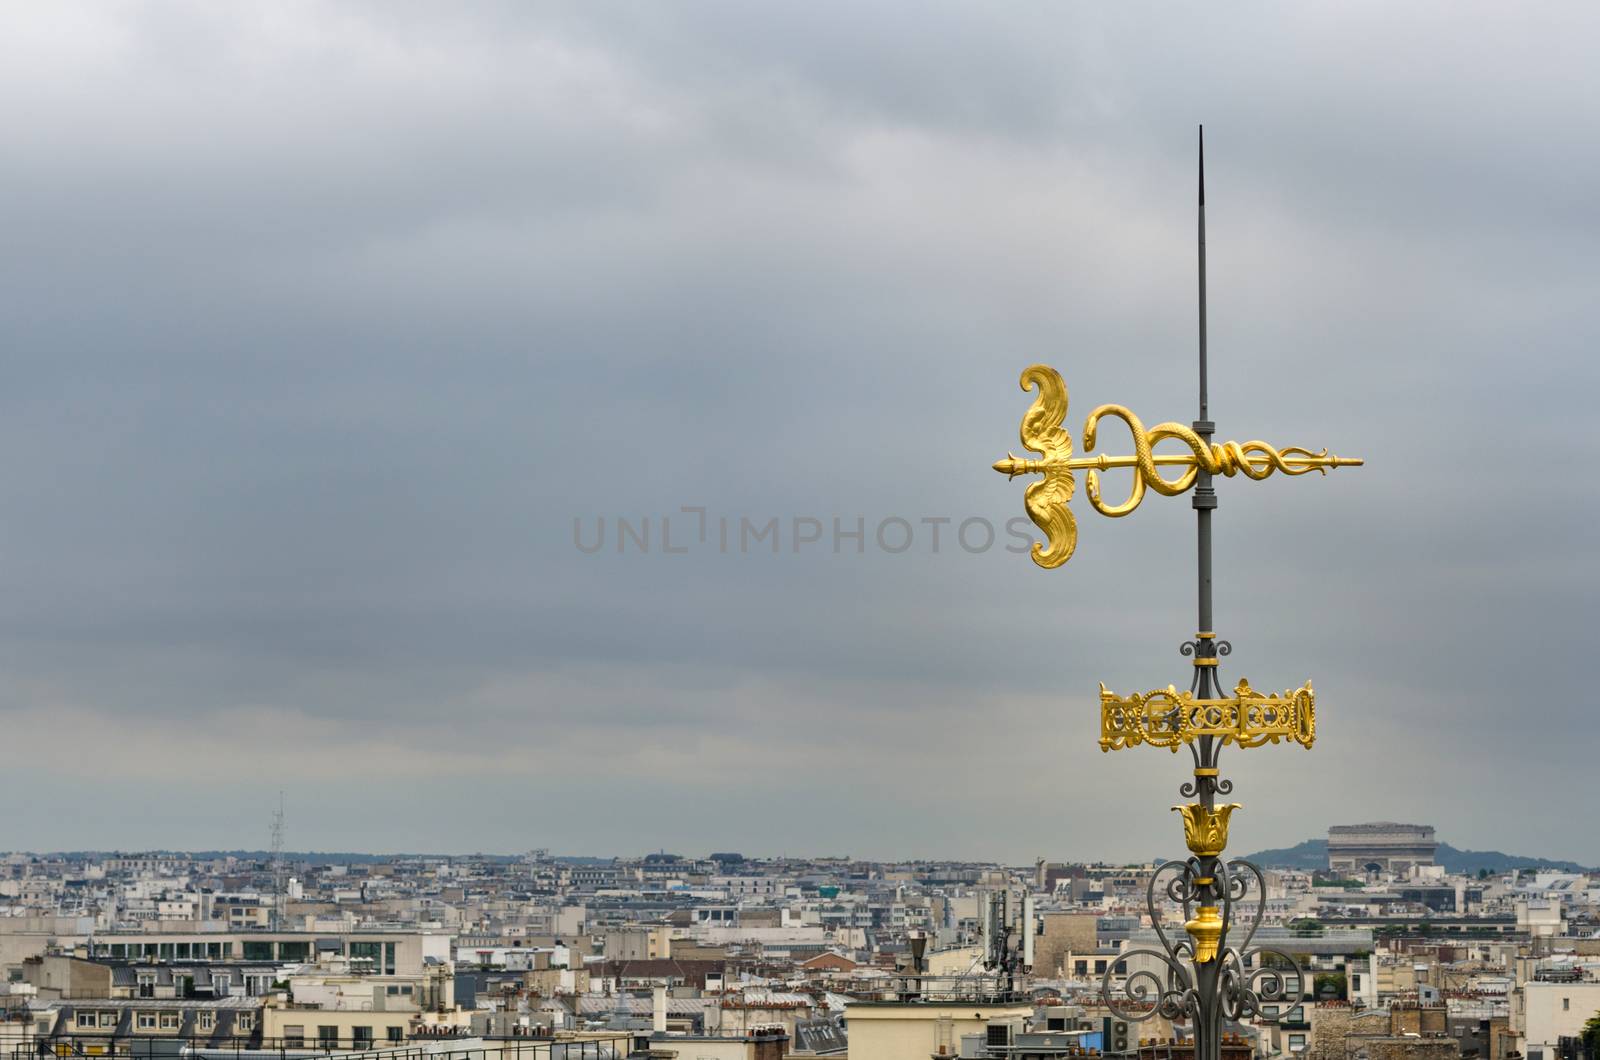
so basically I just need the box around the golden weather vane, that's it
[992,363,1362,569]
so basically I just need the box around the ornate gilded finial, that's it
[1173,802,1241,858]
[993,364,1361,568]
[1184,905,1224,964]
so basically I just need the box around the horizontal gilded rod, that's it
[994,450,1363,476]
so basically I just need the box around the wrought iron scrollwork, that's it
[1179,772,1234,799]
[1101,861,1199,1023]
[1101,856,1306,1030]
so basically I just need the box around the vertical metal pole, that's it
[1191,124,1221,1060]
[1194,123,1215,693]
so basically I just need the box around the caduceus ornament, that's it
[993,364,1361,569]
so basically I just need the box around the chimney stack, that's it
[652,983,668,1035]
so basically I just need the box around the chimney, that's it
[652,983,668,1035]
[909,932,928,975]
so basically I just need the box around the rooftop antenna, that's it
[269,792,285,931]
[979,882,1033,999]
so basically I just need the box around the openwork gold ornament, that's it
[1098,679,1315,753]
[1173,802,1241,858]
[993,364,1361,568]
[1184,905,1225,964]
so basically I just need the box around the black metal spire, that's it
[1197,124,1209,425]
[1194,126,1216,676]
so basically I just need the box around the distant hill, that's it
[1241,838,1590,875]
[1432,844,1589,875]
[1243,838,1329,870]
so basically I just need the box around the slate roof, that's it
[792,1017,848,1055]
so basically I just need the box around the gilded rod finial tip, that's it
[993,455,1027,479]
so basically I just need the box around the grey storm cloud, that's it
[0,1,1596,861]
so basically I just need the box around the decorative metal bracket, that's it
[992,364,1361,568]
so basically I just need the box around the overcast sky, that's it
[1,2,1596,864]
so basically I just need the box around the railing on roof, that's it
[13,1035,634,1060]
[836,974,1028,1005]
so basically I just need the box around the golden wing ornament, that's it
[992,364,1077,569]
